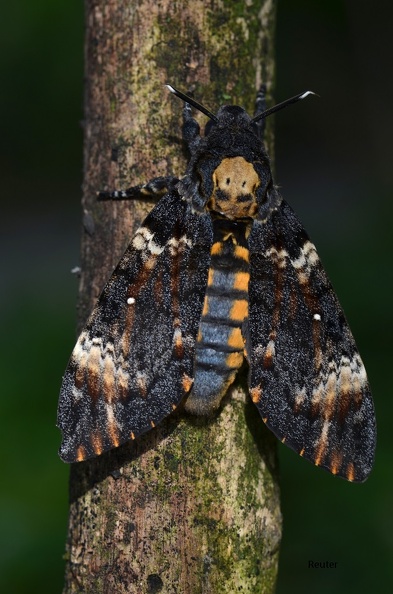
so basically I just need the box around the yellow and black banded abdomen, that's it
[184,220,250,415]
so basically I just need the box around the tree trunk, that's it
[62,1,281,592]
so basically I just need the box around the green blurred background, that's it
[1,1,391,592]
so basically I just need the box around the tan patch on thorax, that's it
[208,156,259,219]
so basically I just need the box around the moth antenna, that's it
[166,84,218,122]
[252,91,318,123]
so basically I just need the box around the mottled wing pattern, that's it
[247,200,376,482]
[57,192,212,462]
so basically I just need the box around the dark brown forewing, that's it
[57,192,212,462]
[247,200,376,482]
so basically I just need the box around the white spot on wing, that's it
[265,339,275,358]
[294,387,306,408]
[292,241,319,280]
[148,240,164,256]
[173,327,182,342]
[167,234,193,255]
[132,226,165,257]
[264,246,288,268]
[106,403,121,432]
[132,233,146,250]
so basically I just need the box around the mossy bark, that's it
[63,0,281,592]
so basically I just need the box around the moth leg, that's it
[254,84,267,141]
[97,176,180,202]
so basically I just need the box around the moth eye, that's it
[242,181,247,188]
[226,178,230,185]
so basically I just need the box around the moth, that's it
[57,85,376,482]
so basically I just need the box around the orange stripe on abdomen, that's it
[185,224,250,415]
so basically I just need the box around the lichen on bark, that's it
[63,1,281,592]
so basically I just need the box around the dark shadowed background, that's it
[1,1,391,592]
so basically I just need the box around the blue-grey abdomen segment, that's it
[184,219,250,415]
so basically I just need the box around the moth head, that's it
[167,86,316,221]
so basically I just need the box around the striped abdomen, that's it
[184,219,250,415]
